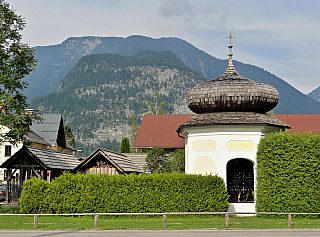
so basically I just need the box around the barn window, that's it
[4,145,12,157]
[227,158,254,203]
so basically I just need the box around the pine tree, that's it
[120,137,131,153]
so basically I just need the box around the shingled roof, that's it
[0,146,80,170]
[124,153,148,173]
[177,112,290,133]
[187,42,279,114]
[74,148,142,173]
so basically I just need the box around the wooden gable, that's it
[74,148,142,175]
[1,146,47,171]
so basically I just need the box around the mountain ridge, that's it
[27,35,320,114]
[31,51,206,154]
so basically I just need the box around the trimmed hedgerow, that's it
[256,132,320,214]
[20,172,229,214]
[19,178,50,214]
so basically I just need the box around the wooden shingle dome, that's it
[187,41,279,114]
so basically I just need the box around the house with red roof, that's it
[134,114,194,152]
[271,114,320,134]
[134,114,320,152]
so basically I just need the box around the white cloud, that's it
[6,0,320,94]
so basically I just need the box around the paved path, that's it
[1,229,320,237]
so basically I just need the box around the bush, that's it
[145,147,168,173]
[20,177,50,214]
[20,172,229,214]
[167,149,185,172]
[256,132,320,214]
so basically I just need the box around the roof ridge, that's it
[149,115,159,147]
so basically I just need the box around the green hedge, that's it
[20,172,229,214]
[256,132,320,214]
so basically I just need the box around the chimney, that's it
[75,149,83,158]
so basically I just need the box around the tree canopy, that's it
[145,90,165,115]
[145,147,168,173]
[0,0,39,145]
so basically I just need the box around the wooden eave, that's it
[0,145,48,170]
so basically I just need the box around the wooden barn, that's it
[0,146,80,203]
[74,148,142,175]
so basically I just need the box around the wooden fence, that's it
[0,212,319,228]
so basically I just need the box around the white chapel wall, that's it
[184,125,282,180]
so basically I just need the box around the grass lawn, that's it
[0,215,319,230]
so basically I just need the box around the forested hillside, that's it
[31,51,206,154]
[27,35,320,114]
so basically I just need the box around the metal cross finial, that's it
[226,32,236,44]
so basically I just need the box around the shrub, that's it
[20,177,50,214]
[145,147,168,173]
[20,172,229,214]
[256,132,320,214]
[167,149,185,172]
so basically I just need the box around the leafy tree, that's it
[167,149,185,172]
[120,137,130,153]
[0,0,40,146]
[145,90,165,114]
[64,125,76,147]
[145,147,168,173]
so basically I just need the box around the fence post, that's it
[94,215,99,228]
[34,215,38,228]
[225,214,230,227]
[288,213,292,227]
[163,214,167,228]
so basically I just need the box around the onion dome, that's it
[187,33,279,114]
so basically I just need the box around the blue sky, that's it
[8,0,320,94]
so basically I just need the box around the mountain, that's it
[307,87,320,102]
[26,35,320,114]
[31,51,206,154]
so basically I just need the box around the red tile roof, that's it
[271,114,320,134]
[134,114,195,148]
[134,114,320,149]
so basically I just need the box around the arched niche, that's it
[227,158,254,203]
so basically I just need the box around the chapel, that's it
[176,33,290,212]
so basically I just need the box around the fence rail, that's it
[0,212,319,228]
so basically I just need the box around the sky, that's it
[7,0,320,94]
